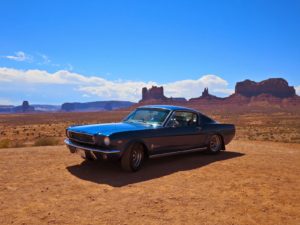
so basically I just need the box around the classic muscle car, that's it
[65,105,235,172]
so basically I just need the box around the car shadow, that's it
[66,151,244,187]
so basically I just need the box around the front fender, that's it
[122,138,150,158]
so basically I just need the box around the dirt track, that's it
[0,140,299,225]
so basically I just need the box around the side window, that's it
[166,111,198,128]
[198,114,214,125]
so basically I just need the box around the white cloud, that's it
[0,67,233,102]
[4,51,31,62]
[163,75,233,99]
[0,98,14,105]
[295,85,300,95]
[37,53,51,64]
[2,51,66,69]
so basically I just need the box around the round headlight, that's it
[104,137,110,146]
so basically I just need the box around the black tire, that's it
[121,143,145,172]
[206,135,222,154]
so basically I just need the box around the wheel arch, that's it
[216,133,225,150]
[123,139,150,159]
[207,133,225,150]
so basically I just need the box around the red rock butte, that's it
[235,78,296,98]
[141,86,168,101]
[139,78,299,107]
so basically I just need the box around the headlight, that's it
[104,136,110,146]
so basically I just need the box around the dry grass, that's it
[0,138,25,148]
[0,107,299,148]
[34,137,60,146]
[0,139,10,148]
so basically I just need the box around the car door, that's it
[150,110,206,154]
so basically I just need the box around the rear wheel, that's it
[121,143,145,172]
[206,135,222,154]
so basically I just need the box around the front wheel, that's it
[206,135,222,154]
[121,143,145,172]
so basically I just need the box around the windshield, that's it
[124,108,170,125]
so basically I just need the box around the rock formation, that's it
[201,88,210,97]
[61,101,134,112]
[139,78,299,108]
[140,86,187,103]
[169,97,187,102]
[13,101,35,113]
[235,78,296,98]
[189,88,223,101]
[141,86,168,101]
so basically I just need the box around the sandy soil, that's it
[0,140,299,225]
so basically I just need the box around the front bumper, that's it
[64,139,121,160]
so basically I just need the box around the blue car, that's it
[65,105,235,172]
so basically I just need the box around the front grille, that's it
[68,131,95,144]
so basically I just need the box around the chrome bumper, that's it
[64,139,121,154]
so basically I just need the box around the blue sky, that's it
[0,0,299,105]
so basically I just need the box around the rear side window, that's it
[199,114,215,124]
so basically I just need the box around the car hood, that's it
[68,122,155,136]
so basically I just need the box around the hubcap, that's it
[210,135,221,152]
[131,146,143,168]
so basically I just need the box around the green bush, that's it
[11,141,26,148]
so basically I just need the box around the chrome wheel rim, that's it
[210,135,221,152]
[131,146,143,168]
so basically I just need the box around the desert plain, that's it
[0,107,300,224]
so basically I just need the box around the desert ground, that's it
[0,108,300,224]
[0,140,299,225]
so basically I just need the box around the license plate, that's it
[76,148,86,158]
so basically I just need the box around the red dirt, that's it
[0,140,299,224]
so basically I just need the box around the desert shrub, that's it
[0,139,10,148]
[34,137,60,146]
[10,141,25,148]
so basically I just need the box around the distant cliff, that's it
[0,100,134,113]
[61,101,134,112]
[138,78,299,107]
[190,88,223,101]
[140,86,186,102]
[0,78,298,114]
[141,86,168,101]
[12,101,35,113]
[235,78,296,98]
[0,101,36,113]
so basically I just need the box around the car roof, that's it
[138,105,199,112]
